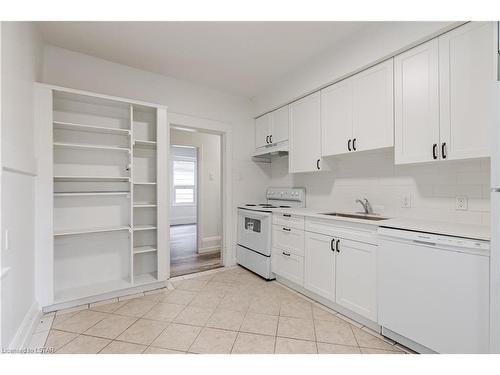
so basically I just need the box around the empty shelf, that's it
[53,121,131,136]
[133,181,157,185]
[133,204,157,208]
[54,278,132,304]
[133,225,157,231]
[54,176,130,182]
[134,140,157,148]
[54,226,130,237]
[133,246,157,254]
[54,191,129,197]
[54,142,130,152]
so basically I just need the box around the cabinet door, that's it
[290,92,329,172]
[255,113,271,149]
[271,105,289,144]
[439,22,496,160]
[272,249,304,286]
[353,59,394,152]
[321,79,353,156]
[394,39,440,164]
[304,232,336,302]
[335,238,377,321]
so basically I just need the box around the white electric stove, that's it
[236,187,305,279]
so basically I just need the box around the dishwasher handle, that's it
[413,239,436,246]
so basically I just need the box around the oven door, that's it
[237,208,272,256]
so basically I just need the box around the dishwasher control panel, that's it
[378,227,490,254]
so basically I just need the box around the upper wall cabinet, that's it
[438,22,496,161]
[394,39,440,164]
[321,59,394,157]
[289,92,331,173]
[255,113,272,149]
[255,105,289,150]
[395,22,496,164]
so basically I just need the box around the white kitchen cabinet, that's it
[395,22,495,165]
[321,79,353,156]
[304,231,336,302]
[394,39,440,164]
[272,249,304,286]
[321,59,394,157]
[255,106,289,150]
[255,113,272,149]
[271,105,289,144]
[352,59,394,153]
[439,21,496,161]
[273,212,305,230]
[289,92,330,173]
[273,225,305,256]
[335,238,377,322]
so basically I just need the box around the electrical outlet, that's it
[401,194,411,208]
[456,196,468,210]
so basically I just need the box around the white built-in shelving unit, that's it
[35,85,168,310]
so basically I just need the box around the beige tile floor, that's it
[34,266,410,354]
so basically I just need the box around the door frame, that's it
[167,112,232,278]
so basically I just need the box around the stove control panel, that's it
[266,187,305,202]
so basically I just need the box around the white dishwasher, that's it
[378,227,490,354]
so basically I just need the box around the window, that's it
[172,156,197,205]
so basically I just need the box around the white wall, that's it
[253,22,458,115]
[1,22,43,348]
[171,129,222,253]
[271,152,490,225]
[170,145,197,226]
[41,45,271,265]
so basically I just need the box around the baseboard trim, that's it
[198,245,221,254]
[8,301,41,350]
[42,280,167,313]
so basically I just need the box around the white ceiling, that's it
[37,22,378,98]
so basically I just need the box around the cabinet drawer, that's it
[272,249,304,286]
[273,213,305,230]
[273,225,305,256]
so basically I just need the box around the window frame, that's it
[170,154,197,207]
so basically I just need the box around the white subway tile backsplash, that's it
[270,151,490,225]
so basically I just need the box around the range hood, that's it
[252,141,289,161]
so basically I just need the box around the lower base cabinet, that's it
[272,249,304,286]
[335,238,377,322]
[304,232,336,301]
[302,230,377,322]
[272,214,378,324]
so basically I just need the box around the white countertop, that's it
[269,207,490,241]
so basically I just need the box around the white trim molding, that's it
[7,301,41,351]
[199,235,222,254]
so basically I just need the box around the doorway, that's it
[169,128,222,277]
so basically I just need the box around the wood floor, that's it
[170,224,221,277]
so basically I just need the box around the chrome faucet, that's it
[356,198,373,215]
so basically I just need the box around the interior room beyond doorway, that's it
[170,128,222,277]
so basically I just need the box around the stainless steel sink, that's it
[320,212,389,221]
